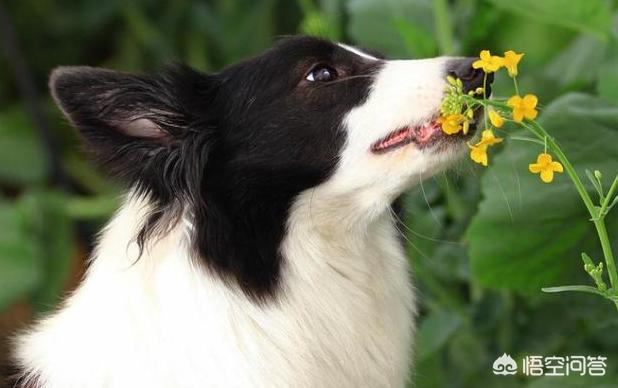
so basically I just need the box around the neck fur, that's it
[14,191,415,388]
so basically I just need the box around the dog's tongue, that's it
[414,121,441,144]
[371,120,443,153]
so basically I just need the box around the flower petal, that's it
[472,59,484,70]
[540,169,554,183]
[523,94,538,108]
[529,163,542,173]
[445,125,462,134]
[489,110,504,128]
[512,109,524,123]
[525,109,538,120]
[490,56,504,71]
[504,50,524,63]
[490,136,503,145]
[481,129,494,141]
[507,95,522,107]
[551,161,564,173]
[537,153,552,164]
[442,124,461,135]
[470,145,488,166]
[503,50,524,77]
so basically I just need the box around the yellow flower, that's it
[488,109,504,128]
[438,113,467,135]
[469,144,489,166]
[477,129,503,147]
[529,153,563,183]
[468,130,503,166]
[502,50,524,77]
[507,94,538,123]
[472,50,504,73]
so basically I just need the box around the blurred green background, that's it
[1,0,618,387]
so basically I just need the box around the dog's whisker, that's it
[388,207,431,260]
[490,169,514,221]
[389,206,463,247]
[418,170,442,226]
[313,74,377,88]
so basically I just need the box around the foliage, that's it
[1,0,618,387]
[468,94,618,295]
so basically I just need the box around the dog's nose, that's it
[447,58,493,95]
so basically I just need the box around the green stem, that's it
[527,121,618,309]
[432,0,454,54]
[595,221,618,290]
[543,285,607,296]
[513,77,520,96]
[462,91,618,309]
[464,96,509,111]
[527,121,594,213]
[601,174,618,215]
[507,135,545,146]
[482,74,488,127]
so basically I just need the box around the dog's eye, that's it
[306,65,338,82]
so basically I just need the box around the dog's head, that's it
[50,36,490,298]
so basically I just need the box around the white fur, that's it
[14,50,463,388]
[338,43,379,61]
[320,57,464,211]
[14,193,412,388]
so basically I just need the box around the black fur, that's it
[50,36,384,300]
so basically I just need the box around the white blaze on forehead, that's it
[337,43,379,61]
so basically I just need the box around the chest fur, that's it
[14,199,415,388]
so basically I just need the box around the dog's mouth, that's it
[370,110,482,154]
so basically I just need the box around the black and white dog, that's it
[12,36,488,388]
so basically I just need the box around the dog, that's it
[10,36,489,388]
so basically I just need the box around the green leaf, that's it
[0,200,42,311]
[0,191,76,313]
[544,34,608,90]
[416,310,461,362]
[200,0,277,67]
[542,285,606,296]
[0,106,47,186]
[486,0,613,39]
[392,17,438,58]
[64,194,118,220]
[467,94,618,293]
[19,191,75,312]
[346,0,437,58]
[298,0,342,40]
[597,60,618,106]
[299,11,337,39]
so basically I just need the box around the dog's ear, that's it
[49,65,216,187]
